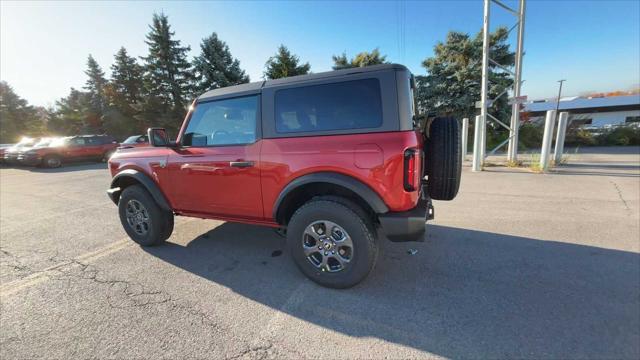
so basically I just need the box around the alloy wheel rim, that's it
[48,158,60,167]
[125,199,150,235]
[302,220,353,273]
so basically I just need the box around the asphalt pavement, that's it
[1,147,639,359]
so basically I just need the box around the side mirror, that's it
[148,128,170,147]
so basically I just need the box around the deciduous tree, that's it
[0,82,44,142]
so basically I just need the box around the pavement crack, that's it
[610,180,631,213]
[43,256,223,332]
[226,342,274,360]
[0,247,32,275]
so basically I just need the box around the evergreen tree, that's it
[416,27,514,122]
[104,47,146,138]
[193,33,249,93]
[0,81,43,142]
[332,48,388,70]
[141,12,193,112]
[110,47,144,104]
[48,88,92,135]
[263,45,310,79]
[84,54,107,113]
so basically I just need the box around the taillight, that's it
[403,148,421,192]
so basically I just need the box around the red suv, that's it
[21,135,118,168]
[107,64,461,288]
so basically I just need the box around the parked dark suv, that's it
[107,64,461,288]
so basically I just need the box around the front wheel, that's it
[286,198,378,288]
[118,185,173,246]
[42,154,62,168]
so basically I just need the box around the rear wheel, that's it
[286,198,378,288]
[425,116,461,200]
[118,185,173,246]
[42,154,62,168]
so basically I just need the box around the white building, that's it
[522,94,640,128]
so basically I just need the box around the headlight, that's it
[24,150,38,155]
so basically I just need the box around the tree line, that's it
[0,12,514,143]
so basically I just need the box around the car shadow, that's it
[142,223,640,358]
[1,162,108,173]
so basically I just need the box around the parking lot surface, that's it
[1,147,639,359]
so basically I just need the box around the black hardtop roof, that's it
[197,63,409,102]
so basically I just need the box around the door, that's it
[65,137,89,160]
[85,136,106,159]
[168,95,263,220]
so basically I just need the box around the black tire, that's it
[118,185,173,246]
[425,116,461,200]
[286,197,378,289]
[42,154,62,168]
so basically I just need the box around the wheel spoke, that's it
[303,225,322,242]
[320,254,330,272]
[328,254,348,269]
[303,244,318,256]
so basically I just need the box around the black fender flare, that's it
[107,169,172,212]
[272,172,389,221]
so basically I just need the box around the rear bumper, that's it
[378,198,434,242]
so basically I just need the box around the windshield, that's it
[122,136,140,144]
[34,138,53,147]
[49,138,69,147]
[15,138,36,147]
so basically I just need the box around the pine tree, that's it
[263,45,310,79]
[332,48,388,70]
[49,88,92,135]
[110,47,144,104]
[193,33,249,93]
[101,47,147,138]
[417,27,514,121]
[84,54,107,114]
[141,12,193,112]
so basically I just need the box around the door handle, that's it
[229,161,254,168]
[180,164,221,173]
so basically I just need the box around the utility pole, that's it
[477,0,491,170]
[507,0,526,163]
[474,0,527,170]
[555,79,566,121]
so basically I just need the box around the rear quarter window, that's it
[274,78,383,134]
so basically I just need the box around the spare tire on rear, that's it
[424,116,461,200]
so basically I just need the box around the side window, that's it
[183,96,258,146]
[87,137,101,145]
[274,78,383,134]
[137,135,148,143]
[71,138,86,146]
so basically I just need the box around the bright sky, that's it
[1,0,639,107]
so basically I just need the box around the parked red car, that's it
[3,137,37,164]
[119,135,149,149]
[107,64,461,288]
[20,135,119,168]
